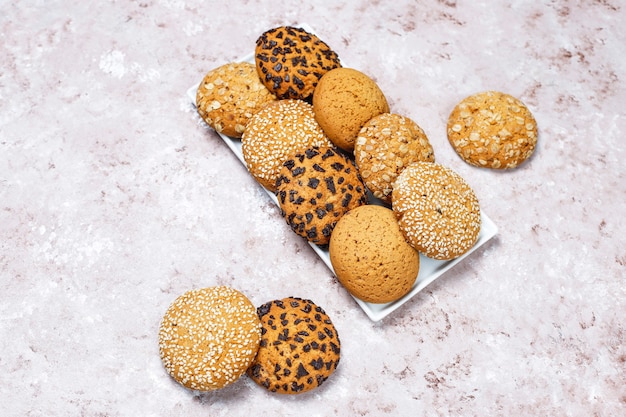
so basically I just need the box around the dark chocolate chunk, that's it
[325,177,336,193]
[330,162,345,171]
[307,177,320,189]
[312,163,325,172]
[257,302,272,317]
[341,193,353,207]
[310,358,324,370]
[296,363,309,379]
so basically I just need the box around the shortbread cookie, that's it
[255,26,342,101]
[355,113,435,204]
[241,99,334,192]
[275,146,368,245]
[392,162,481,260]
[158,286,261,391]
[329,205,420,304]
[447,90,538,169]
[247,297,341,394]
[196,61,277,138]
[313,67,390,152]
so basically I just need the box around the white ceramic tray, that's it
[187,24,498,321]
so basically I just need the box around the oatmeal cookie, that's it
[447,90,537,169]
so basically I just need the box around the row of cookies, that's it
[159,286,341,394]
[193,25,487,303]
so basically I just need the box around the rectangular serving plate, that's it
[188,24,498,321]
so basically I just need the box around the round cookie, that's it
[329,205,420,304]
[247,297,341,395]
[392,162,481,260]
[313,67,390,152]
[275,146,368,245]
[241,99,334,192]
[447,90,538,169]
[196,61,277,138]
[255,26,342,101]
[158,286,261,391]
[355,113,435,204]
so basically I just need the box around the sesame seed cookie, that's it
[313,67,390,152]
[247,297,341,395]
[447,90,538,169]
[329,205,420,304]
[255,26,342,101]
[275,146,368,245]
[392,162,481,260]
[196,61,277,138]
[158,286,261,391]
[241,99,334,192]
[355,113,435,204]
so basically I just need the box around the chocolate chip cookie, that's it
[247,297,341,394]
[275,146,368,245]
[255,26,341,101]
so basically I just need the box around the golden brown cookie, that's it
[158,286,261,391]
[247,297,341,395]
[196,61,277,138]
[275,146,368,245]
[329,205,420,304]
[355,113,435,204]
[255,26,342,101]
[392,162,481,260]
[241,99,334,192]
[313,67,390,152]
[447,90,538,169]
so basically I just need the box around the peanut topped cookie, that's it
[275,146,368,245]
[355,113,435,204]
[392,162,481,260]
[247,297,341,395]
[447,90,538,169]
[196,61,277,138]
[255,26,342,101]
